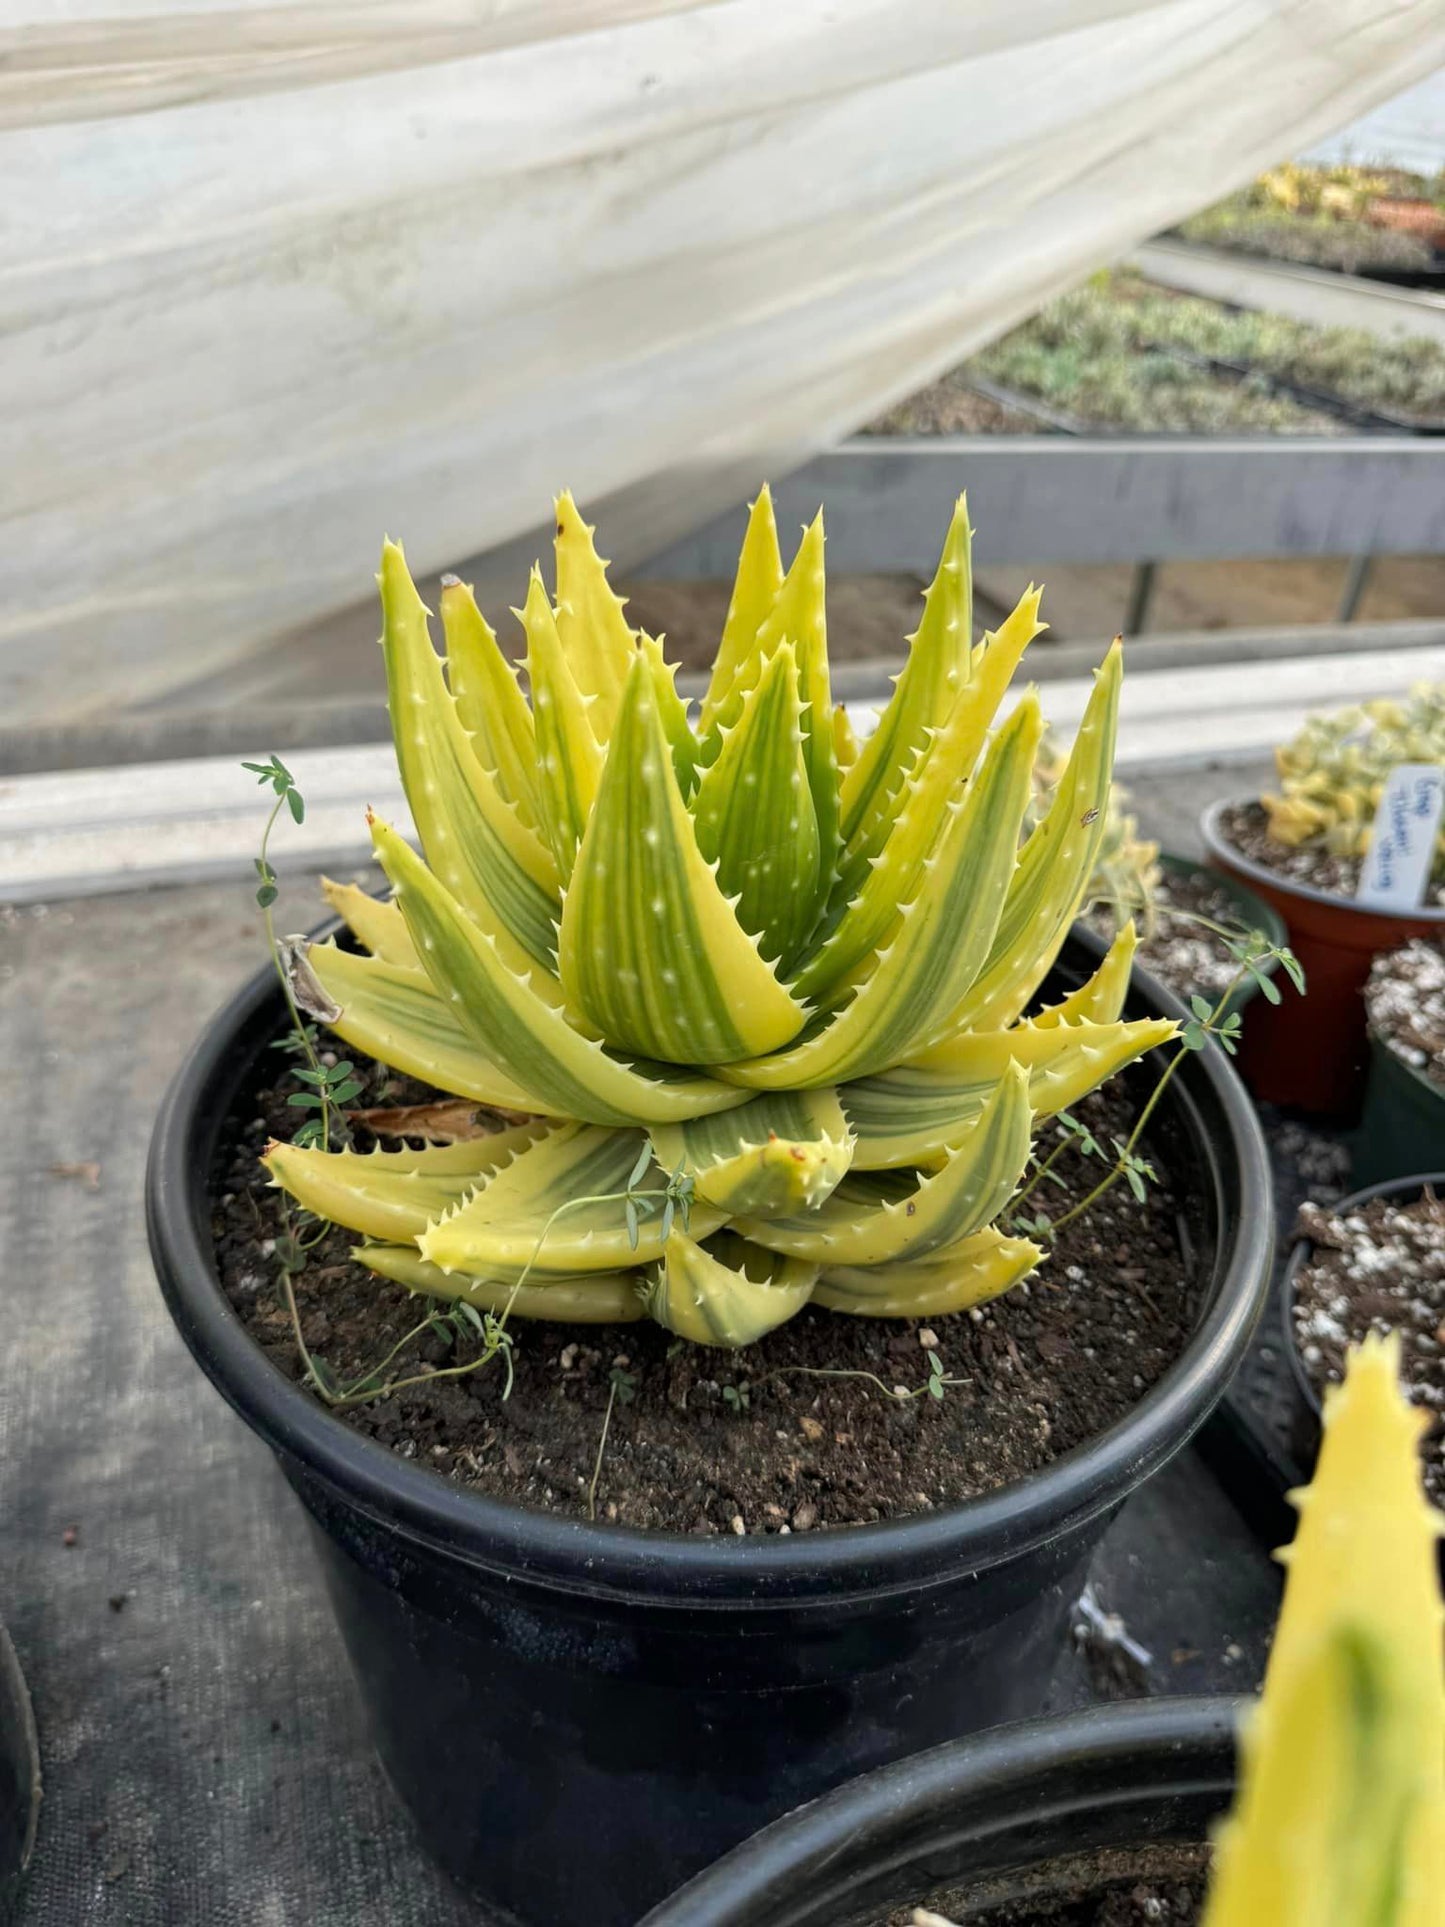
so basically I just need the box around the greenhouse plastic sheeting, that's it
[4,0,1445,722]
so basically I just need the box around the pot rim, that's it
[1200,798,1445,924]
[147,924,1273,1607]
[637,1696,1240,1927]
[1281,1170,1445,1420]
[1367,1018,1445,1104]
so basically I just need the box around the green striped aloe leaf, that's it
[842,1015,1175,1169]
[699,486,784,737]
[691,642,821,966]
[736,1063,1030,1265]
[945,640,1122,1034]
[753,512,840,898]
[796,584,1044,1001]
[640,631,698,798]
[320,878,419,970]
[1030,923,1137,1029]
[558,655,807,1065]
[358,1244,646,1322]
[642,1228,817,1348]
[648,1088,854,1216]
[263,1123,550,1243]
[417,1123,724,1274]
[379,542,560,968]
[306,941,549,1113]
[838,494,975,860]
[554,490,635,743]
[814,1227,1042,1318]
[371,817,753,1124]
[439,575,542,834]
[719,693,1043,1091]
[520,565,604,877]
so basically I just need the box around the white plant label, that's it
[1356,763,1445,911]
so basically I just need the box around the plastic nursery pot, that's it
[1201,798,1445,1122]
[640,1697,1238,1927]
[1280,1172,1445,1483]
[1154,850,1288,1021]
[147,927,1271,1927]
[1353,1028,1445,1188]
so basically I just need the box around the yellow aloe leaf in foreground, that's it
[439,574,542,834]
[519,566,604,878]
[379,541,560,965]
[642,1229,818,1348]
[417,1123,725,1275]
[372,817,752,1125]
[263,1123,549,1243]
[358,1244,646,1322]
[648,1088,854,1217]
[1203,1335,1445,1927]
[737,1064,1030,1265]
[553,490,635,743]
[816,1229,1042,1319]
[558,655,808,1065]
[1030,923,1137,1029]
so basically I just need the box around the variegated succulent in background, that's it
[264,490,1175,1347]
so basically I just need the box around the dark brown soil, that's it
[212,1049,1200,1535]
[1292,1191,1445,1504]
[1089,867,1259,1004]
[1218,800,1445,907]
[1366,938,1445,1087]
[884,1843,1209,1925]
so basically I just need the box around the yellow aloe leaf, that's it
[438,574,542,834]
[320,877,419,971]
[640,631,697,797]
[690,641,821,967]
[553,490,635,742]
[306,941,550,1113]
[838,495,977,856]
[519,565,604,878]
[262,1124,550,1243]
[842,1017,1174,1169]
[1203,1335,1445,1927]
[649,1088,854,1217]
[699,485,784,737]
[737,1064,1030,1265]
[418,1123,725,1275]
[379,541,560,966]
[642,1228,817,1348]
[754,512,840,894]
[357,1244,645,1322]
[720,694,1043,1091]
[795,585,1044,1001]
[558,654,807,1065]
[1030,923,1137,1029]
[370,817,753,1125]
[833,703,859,774]
[815,1228,1042,1318]
[946,642,1122,1034]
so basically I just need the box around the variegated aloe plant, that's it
[264,491,1174,1347]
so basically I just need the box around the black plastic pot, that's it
[1353,1030,1445,1188]
[147,928,1271,1927]
[640,1698,1238,1927]
[1281,1173,1444,1476]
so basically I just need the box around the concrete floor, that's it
[0,762,1281,1924]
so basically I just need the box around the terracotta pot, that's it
[1200,800,1445,1121]
[1366,196,1445,251]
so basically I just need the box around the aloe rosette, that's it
[264,490,1174,1347]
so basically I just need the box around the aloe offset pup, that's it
[266,491,1172,1347]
